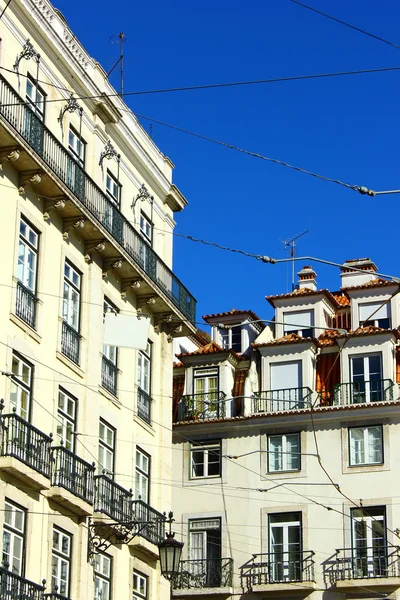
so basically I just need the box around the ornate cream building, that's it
[172,260,400,600]
[0,0,196,598]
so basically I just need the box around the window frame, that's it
[68,125,86,167]
[137,342,152,395]
[190,440,222,479]
[348,424,383,466]
[283,310,314,338]
[51,526,72,597]
[63,260,81,332]
[57,388,77,452]
[219,325,242,352]
[139,211,152,244]
[267,432,301,473]
[25,74,46,121]
[98,419,116,477]
[2,499,26,577]
[94,552,112,600]
[106,170,121,207]
[18,216,39,293]
[10,351,33,421]
[133,570,148,600]
[135,447,150,504]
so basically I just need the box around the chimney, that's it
[340,258,377,288]
[297,265,317,291]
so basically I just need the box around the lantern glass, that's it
[158,536,183,580]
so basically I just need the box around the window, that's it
[349,426,383,466]
[26,76,45,121]
[2,500,26,576]
[137,342,151,423]
[10,353,32,421]
[17,217,39,327]
[269,361,303,411]
[102,299,118,396]
[350,354,383,403]
[57,389,77,451]
[283,310,314,338]
[359,302,390,329]
[269,512,302,582]
[68,126,85,166]
[135,448,150,503]
[94,553,112,600]
[189,519,221,587]
[99,419,115,476]
[106,171,121,206]
[268,433,300,472]
[62,261,81,364]
[133,571,147,600]
[51,528,71,596]
[139,212,152,244]
[220,325,242,352]
[190,441,221,478]
[351,506,386,577]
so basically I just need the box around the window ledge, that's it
[261,470,305,481]
[9,313,42,343]
[183,477,223,488]
[343,463,389,475]
[98,385,121,408]
[56,351,84,378]
[134,415,155,436]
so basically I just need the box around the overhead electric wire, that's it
[0,0,13,20]
[288,0,400,52]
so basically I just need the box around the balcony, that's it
[178,392,227,422]
[15,281,38,329]
[328,546,400,590]
[173,558,233,595]
[94,474,132,522]
[44,592,70,600]
[252,387,313,414]
[132,499,165,544]
[241,551,315,593]
[332,380,394,405]
[0,411,52,489]
[61,321,81,365]
[0,73,196,327]
[49,446,95,514]
[0,565,45,600]
[137,388,151,424]
[101,355,117,396]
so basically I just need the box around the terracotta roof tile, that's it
[176,341,242,360]
[318,330,341,346]
[202,308,265,329]
[343,278,397,291]
[331,292,350,307]
[173,361,184,368]
[266,288,339,308]
[253,333,317,348]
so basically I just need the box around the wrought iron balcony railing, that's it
[173,558,233,589]
[16,281,38,329]
[132,499,165,545]
[61,321,81,365]
[252,387,313,414]
[0,565,45,600]
[0,73,196,324]
[50,446,95,504]
[328,546,400,583]
[43,591,70,600]
[0,411,52,478]
[137,387,152,424]
[332,380,394,405]
[241,551,315,587]
[179,392,227,421]
[101,355,118,396]
[94,474,132,522]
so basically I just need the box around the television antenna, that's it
[282,230,309,291]
[108,32,127,96]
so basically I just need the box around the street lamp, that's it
[158,512,184,581]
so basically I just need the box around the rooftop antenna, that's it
[282,230,309,291]
[108,32,126,96]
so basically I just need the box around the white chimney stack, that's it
[297,265,317,291]
[340,258,377,288]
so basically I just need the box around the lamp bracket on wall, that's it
[13,39,40,73]
[99,140,120,168]
[58,93,83,125]
[131,183,153,211]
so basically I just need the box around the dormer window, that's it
[220,325,242,352]
[283,310,314,338]
[359,302,390,329]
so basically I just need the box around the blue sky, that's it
[54,0,400,325]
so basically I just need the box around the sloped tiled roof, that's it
[202,308,265,329]
[176,341,242,361]
[266,287,339,308]
[343,278,397,292]
[331,291,350,307]
[253,333,317,348]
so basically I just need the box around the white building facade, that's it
[0,0,196,598]
[172,260,400,600]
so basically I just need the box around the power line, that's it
[0,0,14,20]
[288,0,400,52]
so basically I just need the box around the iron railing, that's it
[16,281,38,329]
[61,321,81,365]
[50,446,95,504]
[0,565,45,600]
[94,474,132,522]
[332,380,394,405]
[137,388,151,424]
[329,546,400,583]
[43,592,70,600]
[242,551,315,587]
[179,392,227,421]
[0,73,196,324]
[173,558,233,589]
[132,499,165,545]
[0,411,52,478]
[101,355,117,396]
[252,387,313,413]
